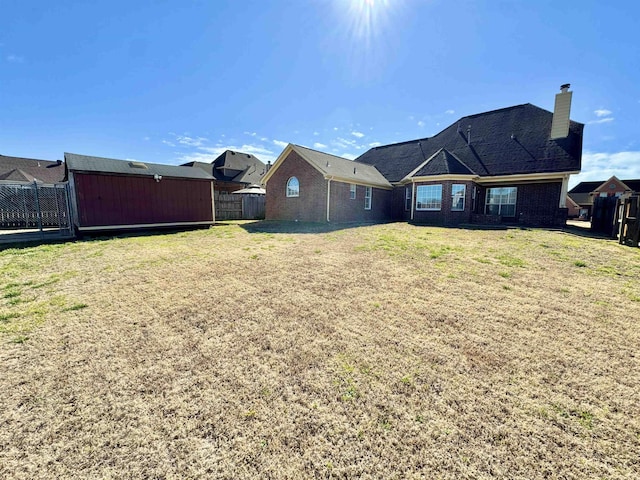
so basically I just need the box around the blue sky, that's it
[2,0,639,187]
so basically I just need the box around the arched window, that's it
[286,177,299,197]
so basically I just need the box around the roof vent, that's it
[467,125,472,145]
[129,161,148,169]
[326,161,330,167]
[353,167,357,174]
[510,134,516,140]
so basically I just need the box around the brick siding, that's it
[328,181,392,223]
[266,151,393,223]
[265,151,327,222]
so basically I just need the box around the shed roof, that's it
[0,154,65,183]
[356,103,583,182]
[65,153,214,180]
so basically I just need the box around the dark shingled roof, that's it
[569,179,640,195]
[65,153,214,180]
[568,181,603,194]
[355,103,583,182]
[412,148,474,177]
[183,150,266,185]
[622,179,640,192]
[0,154,65,183]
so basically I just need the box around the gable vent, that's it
[551,83,573,139]
[128,161,148,169]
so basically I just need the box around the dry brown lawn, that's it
[0,221,639,479]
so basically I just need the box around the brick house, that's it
[0,154,65,183]
[264,85,583,226]
[262,144,392,223]
[568,176,640,219]
[183,150,265,194]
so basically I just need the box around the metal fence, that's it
[0,181,72,233]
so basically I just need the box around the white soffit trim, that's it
[410,174,478,183]
[476,171,579,185]
[324,175,393,190]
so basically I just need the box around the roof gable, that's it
[0,154,65,183]
[409,148,474,178]
[262,144,392,189]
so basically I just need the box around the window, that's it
[451,184,465,211]
[405,186,411,211]
[485,187,517,217]
[286,177,299,197]
[350,184,356,200]
[416,184,442,210]
[364,186,372,210]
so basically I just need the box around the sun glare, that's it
[330,0,405,80]
[343,0,394,47]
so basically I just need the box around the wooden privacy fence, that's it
[214,192,265,221]
[591,196,619,236]
[618,195,639,247]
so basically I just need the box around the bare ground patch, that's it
[0,222,639,479]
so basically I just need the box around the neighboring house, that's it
[264,85,583,227]
[261,144,393,223]
[65,153,215,233]
[0,154,65,183]
[568,176,640,219]
[565,195,581,219]
[183,150,266,194]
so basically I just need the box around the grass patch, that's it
[62,303,88,312]
[0,221,638,478]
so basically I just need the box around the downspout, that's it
[559,174,569,208]
[411,180,416,221]
[326,177,332,222]
[211,181,216,223]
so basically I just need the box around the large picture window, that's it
[286,177,299,197]
[451,184,466,211]
[364,186,372,210]
[416,184,442,210]
[485,187,517,217]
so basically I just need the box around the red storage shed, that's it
[65,152,215,232]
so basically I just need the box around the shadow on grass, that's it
[0,225,213,251]
[561,224,617,240]
[238,220,383,234]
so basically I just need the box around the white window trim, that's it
[451,184,466,211]
[364,186,372,210]
[405,186,411,211]
[485,187,517,216]
[415,184,442,211]
[286,177,299,198]
[350,183,356,200]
